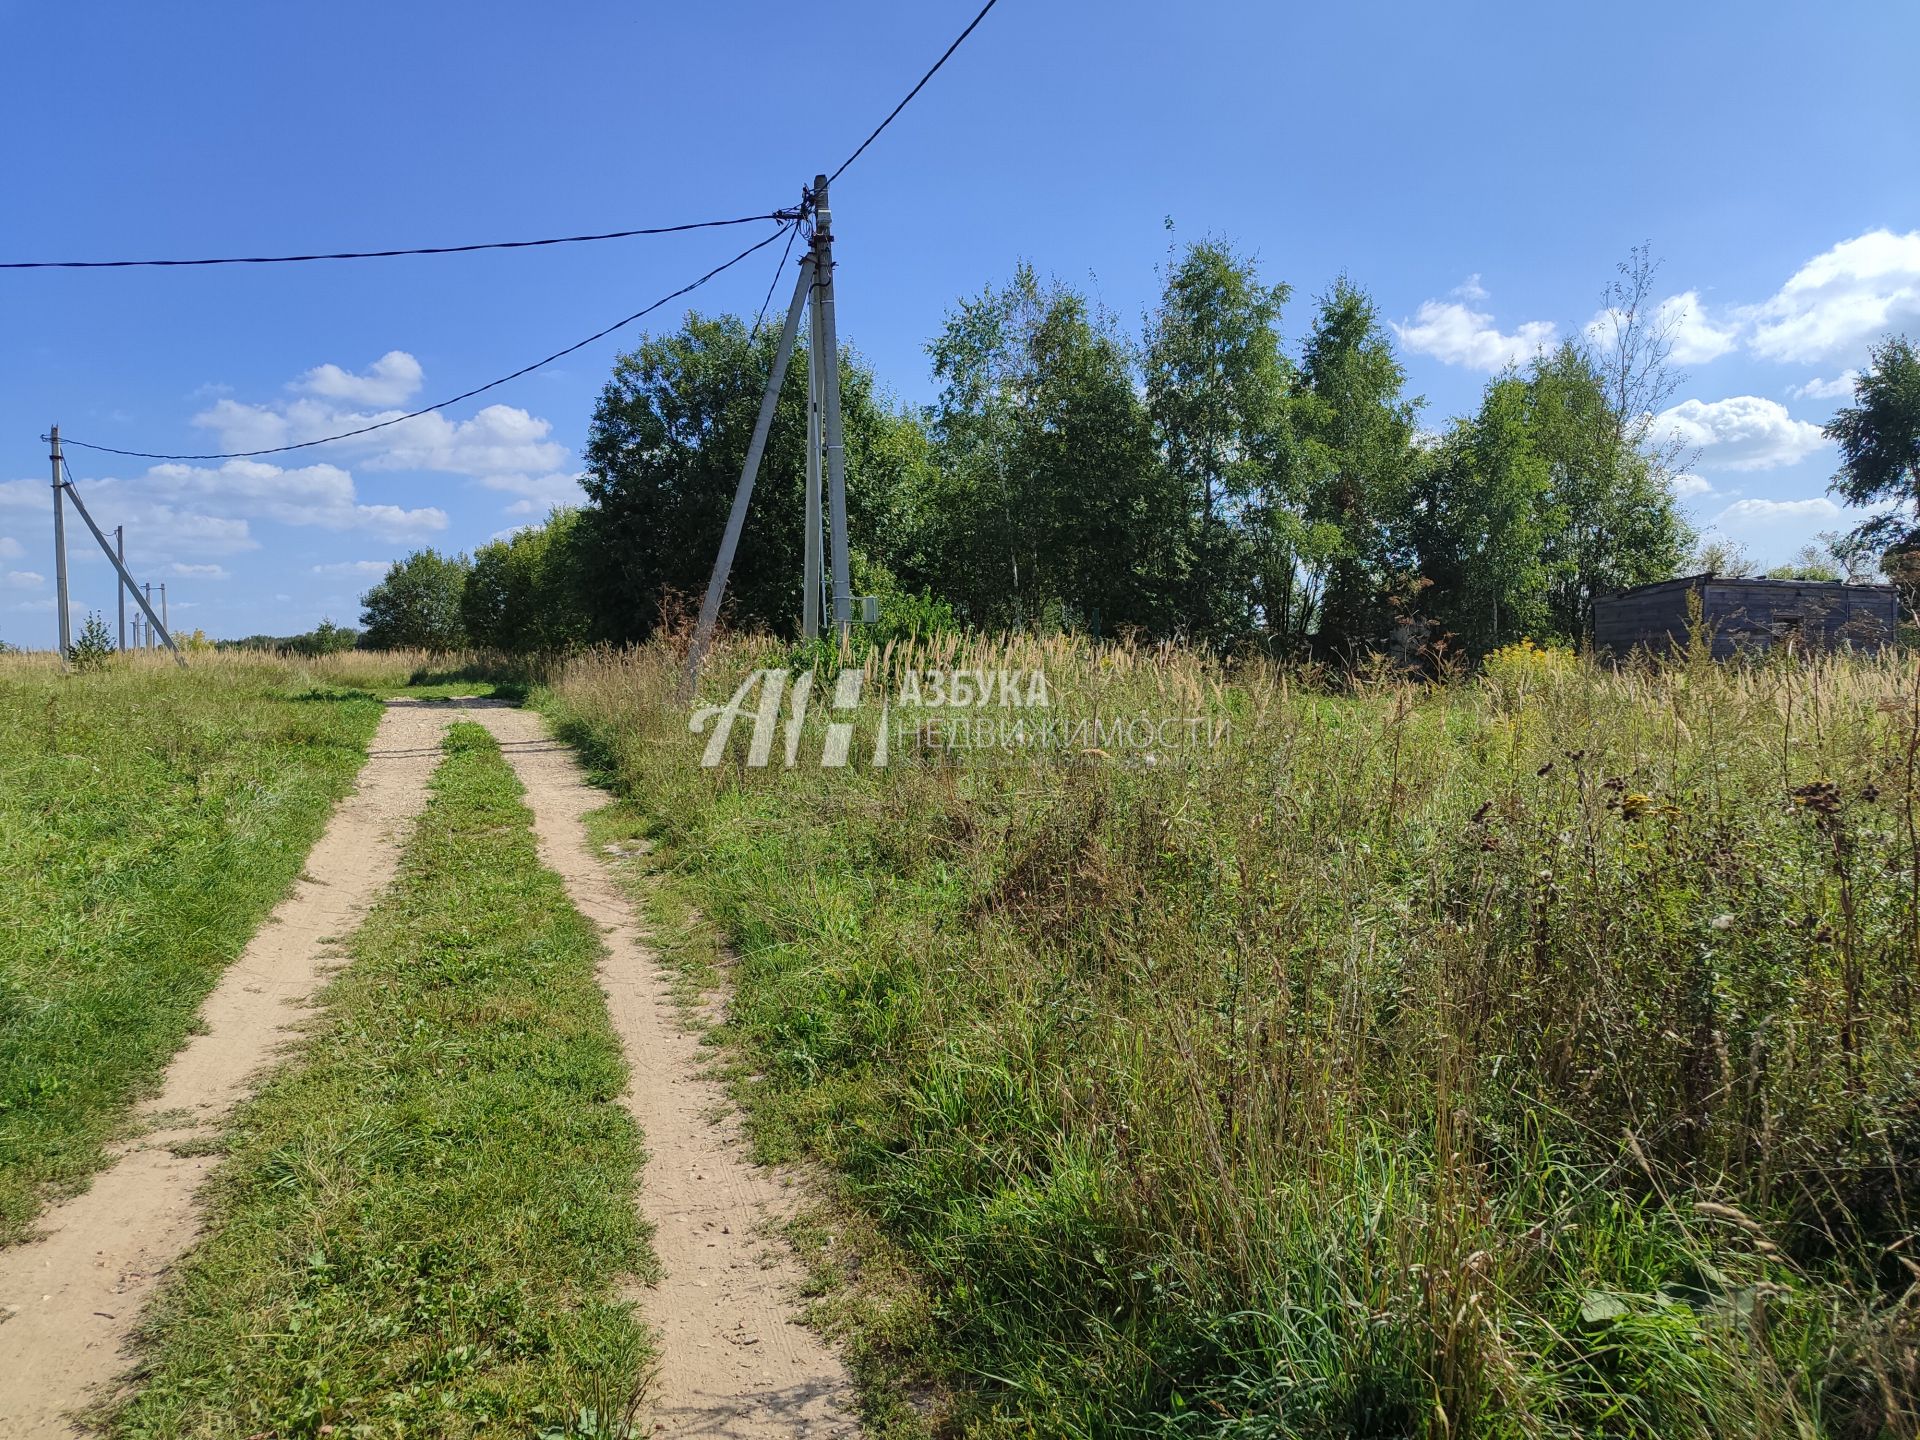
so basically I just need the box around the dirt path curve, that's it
[470,705,859,1439]
[0,699,459,1440]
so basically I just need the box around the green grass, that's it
[0,657,383,1243]
[112,722,652,1439]
[544,636,1920,1439]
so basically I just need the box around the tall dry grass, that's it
[549,636,1920,1437]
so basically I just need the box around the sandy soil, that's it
[0,699,459,1438]
[473,705,858,1438]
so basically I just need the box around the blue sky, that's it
[3,0,1916,644]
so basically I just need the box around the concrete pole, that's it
[810,177,852,634]
[160,583,168,638]
[684,255,817,691]
[50,426,71,662]
[802,276,824,640]
[132,614,141,649]
[115,526,126,650]
[142,584,153,649]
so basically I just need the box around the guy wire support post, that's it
[682,241,818,698]
[60,475,185,667]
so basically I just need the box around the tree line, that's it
[351,237,1920,660]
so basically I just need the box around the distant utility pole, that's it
[160,583,168,639]
[50,425,71,663]
[132,613,142,649]
[115,526,126,650]
[142,584,153,649]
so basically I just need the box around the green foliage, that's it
[924,263,1169,634]
[1826,334,1920,555]
[112,724,650,1435]
[359,549,470,650]
[1293,279,1423,657]
[67,610,115,669]
[580,313,926,643]
[463,509,592,653]
[0,657,381,1241]
[1144,239,1294,641]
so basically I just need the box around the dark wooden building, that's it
[1593,575,1900,658]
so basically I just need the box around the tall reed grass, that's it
[549,635,1920,1437]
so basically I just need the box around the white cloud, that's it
[363,405,568,479]
[1585,290,1740,367]
[0,536,22,560]
[1659,292,1740,365]
[1394,297,1556,370]
[293,350,424,408]
[4,570,44,589]
[1451,274,1489,301]
[1671,473,1716,499]
[143,460,446,538]
[1790,372,1859,402]
[1715,496,1845,525]
[311,560,393,578]
[167,562,229,580]
[1744,229,1920,364]
[1651,395,1828,472]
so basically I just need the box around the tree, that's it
[1412,376,1552,655]
[1527,343,1691,637]
[69,611,113,670]
[1293,279,1421,659]
[359,550,469,650]
[1826,335,1920,555]
[580,313,927,642]
[925,264,1168,632]
[463,510,591,652]
[1143,238,1293,642]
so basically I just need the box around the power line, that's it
[751,218,804,336]
[827,0,1001,186]
[54,221,798,463]
[1,211,795,270]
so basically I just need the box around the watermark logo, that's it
[690,667,1229,769]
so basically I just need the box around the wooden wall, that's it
[1593,579,1898,658]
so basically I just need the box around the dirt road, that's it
[479,705,857,1439]
[0,699,856,1438]
[0,699,456,1437]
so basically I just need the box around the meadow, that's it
[0,651,404,1241]
[547,634,1920,1438]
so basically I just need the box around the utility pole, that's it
[115,526,126,650]
[143,584,154,649]
[132,613,142,649]
[810,176,852,635]
[50,426,71,663]
[160,583,169,639]
[802,262,825,639]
